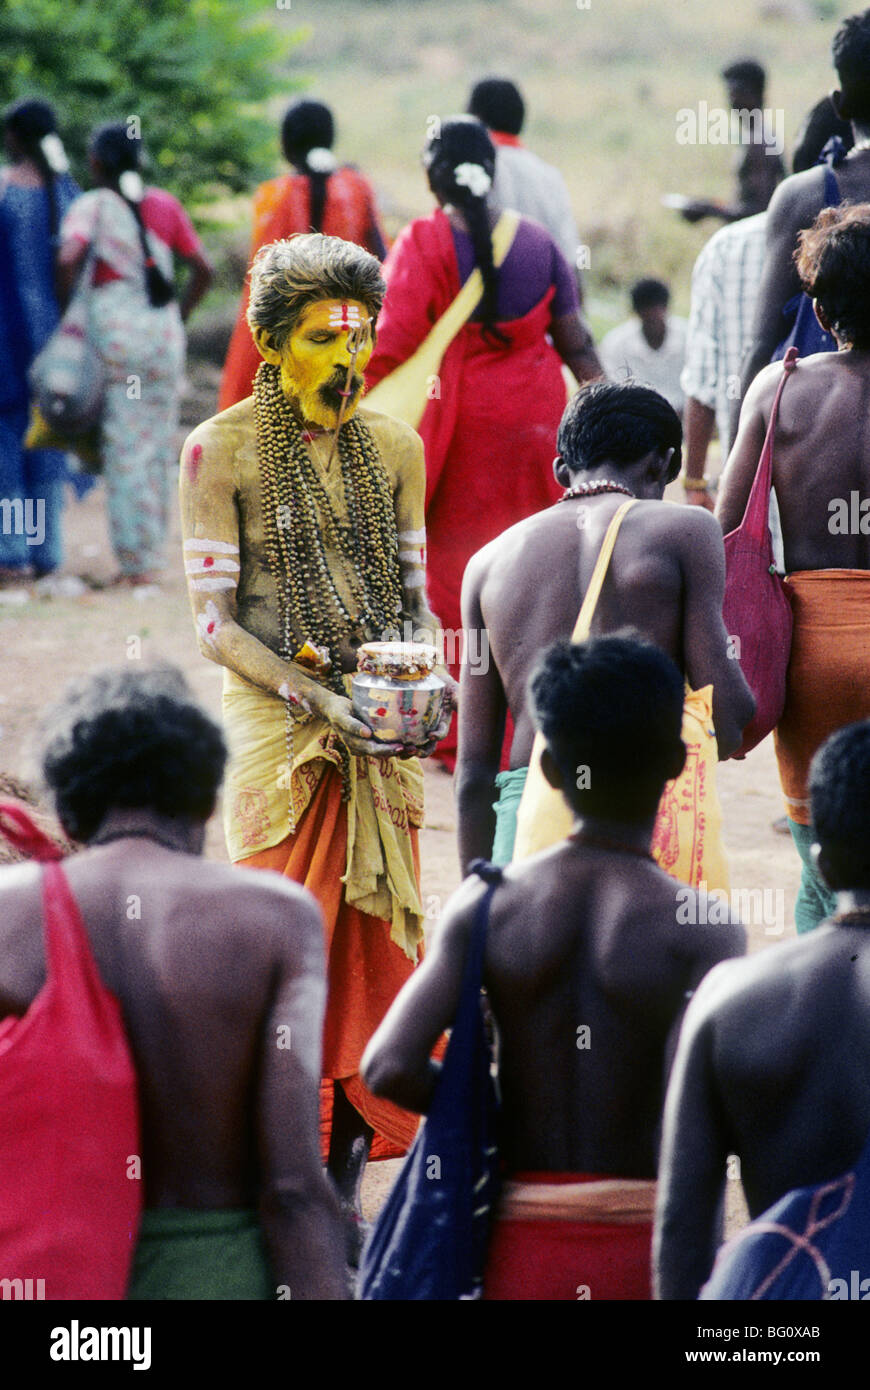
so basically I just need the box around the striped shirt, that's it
[681,212,767,449]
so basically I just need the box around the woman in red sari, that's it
[365,117,603,769]
[219,100,388,409]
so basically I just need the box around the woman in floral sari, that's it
[57,124,212,585]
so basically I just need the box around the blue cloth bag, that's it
[358,861,501,1300]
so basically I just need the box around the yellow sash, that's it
[222,668,425,960]
[364,210,521,430]
[513,500,729,894]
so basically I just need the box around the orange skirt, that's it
[775,570,870,825]
[238,765,419,1161]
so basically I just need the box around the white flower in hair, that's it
[119,169,145,203]
[39,133,69,174]
[453,162,492,198]
[306,147,338,174]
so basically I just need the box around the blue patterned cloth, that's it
[701,1125,870,1300]
[0,172,80,572]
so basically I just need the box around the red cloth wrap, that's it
[0,801,141,1299]
[483,1172,653,1301]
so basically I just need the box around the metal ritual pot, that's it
[351,642,445,745]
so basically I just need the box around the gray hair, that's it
[246,233,386,348]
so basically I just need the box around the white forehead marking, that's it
[327,302,363,328]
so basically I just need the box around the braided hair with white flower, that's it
[281,99,341,236]
[89,122,175,309]
[2,99,70,241]
[422,115,509,345]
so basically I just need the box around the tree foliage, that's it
[0,0,307,206]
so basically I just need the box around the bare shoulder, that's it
[637,498,723,552]
[681,928,830,1036]
[474,507,558,579]
[766,165,826,235]
[435,870,490,944]
[0,860,41,907]
[464,521,523,590]
[357,408,424,480]
[668,879,746,966]
[201,860,323,961]
[182,399,255,459]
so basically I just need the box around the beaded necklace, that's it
[559,480,636,502]
[254,361,404,820]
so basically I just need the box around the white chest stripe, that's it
[189,576,237,592]
[183,538,240,555]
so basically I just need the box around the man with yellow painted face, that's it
[179,234,450,1264]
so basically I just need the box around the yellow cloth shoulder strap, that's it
[431,208,521,344]
[364,210,521,430]
[572,499,636,641]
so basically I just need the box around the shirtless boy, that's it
[364,635,745,1299]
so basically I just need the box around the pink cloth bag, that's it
[722,347,798,756]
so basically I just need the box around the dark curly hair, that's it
[247,232,385,349]
[528,633,685,821]
[38,666,226,842]
[795,203,870,349]
[557,380,683,481]
[833,10,870,125]
[810,720,870,890]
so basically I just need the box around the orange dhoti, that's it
[775,570,870,825]
[238,765,420,1161]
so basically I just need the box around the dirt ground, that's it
[0,363,801,1240]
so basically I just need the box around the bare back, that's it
[720,351,870,571]
[483,847,743,1174]
[0,845,324,1209]
[472,495,724,766]
[364,848,744,1176]
[691,928,870,1213]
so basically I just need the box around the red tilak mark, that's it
[187,443,203,482]
[206,621,215,634]
[203,556,214,568]
[288,693,301,706]
[376,706,388,717]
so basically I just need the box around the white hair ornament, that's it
[39,133,69,174]
[118,169,145,203]
[306,147,338,174]
[453,162,492,198]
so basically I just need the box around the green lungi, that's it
[787,819,837,935]
[127,1208,273,1300]
[492,766,529,865]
